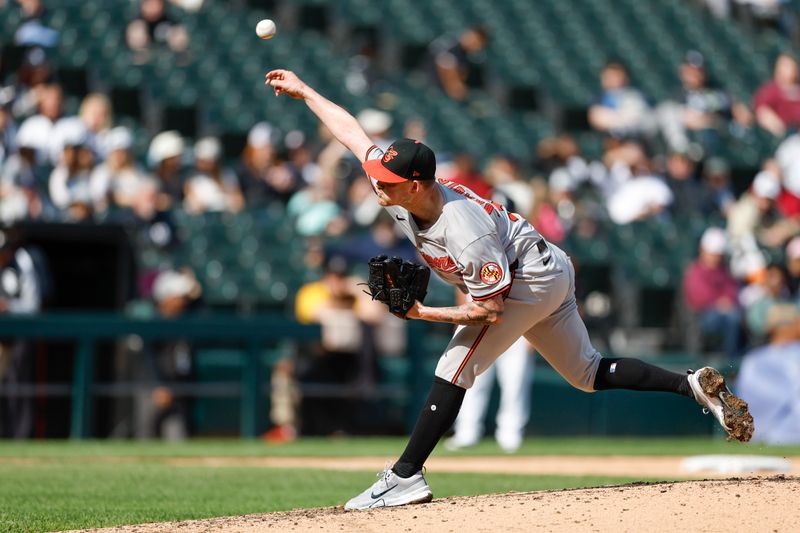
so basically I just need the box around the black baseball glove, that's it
[365,255,430,318]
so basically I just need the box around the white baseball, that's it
[256,19,276,40]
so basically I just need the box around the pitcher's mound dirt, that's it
[80,476,799,533]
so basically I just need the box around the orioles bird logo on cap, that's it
[383,147,398,162]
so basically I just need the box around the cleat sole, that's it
[697,368,754,443]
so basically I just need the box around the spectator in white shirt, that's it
[183,137,243,214]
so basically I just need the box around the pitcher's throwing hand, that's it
[265,69,309,99]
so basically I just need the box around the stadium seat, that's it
[55,65,86,97]
[108,80,143,117]
[162,105,198,138]
[298,3,331,33]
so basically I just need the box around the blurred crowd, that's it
[2,8,800,328]
[3,0,800,440]
[699,0,800,49]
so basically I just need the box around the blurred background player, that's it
[0,228,49,438]
[445,336,534,453]
[138,268,202,440]
[443,151,535,451]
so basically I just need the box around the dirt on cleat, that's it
[698,368,754,443]
[719,392,754,443]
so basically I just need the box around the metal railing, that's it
[0,313,431,439]
[0,313,323,439]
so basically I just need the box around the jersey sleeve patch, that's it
[479,262,503,285]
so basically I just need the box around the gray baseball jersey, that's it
[364,145,602,390]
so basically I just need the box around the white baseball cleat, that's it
[687,367,754,442]
[344,466,433,511]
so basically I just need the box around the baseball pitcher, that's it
[265,69,754,510]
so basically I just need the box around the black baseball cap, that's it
[362,138,436,183]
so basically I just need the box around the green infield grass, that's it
[1,436,798,458]
[1,437,797,532]
[0,464,637,533]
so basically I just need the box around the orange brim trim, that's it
[362,158,408,183]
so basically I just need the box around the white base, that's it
[681,454,792,474]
